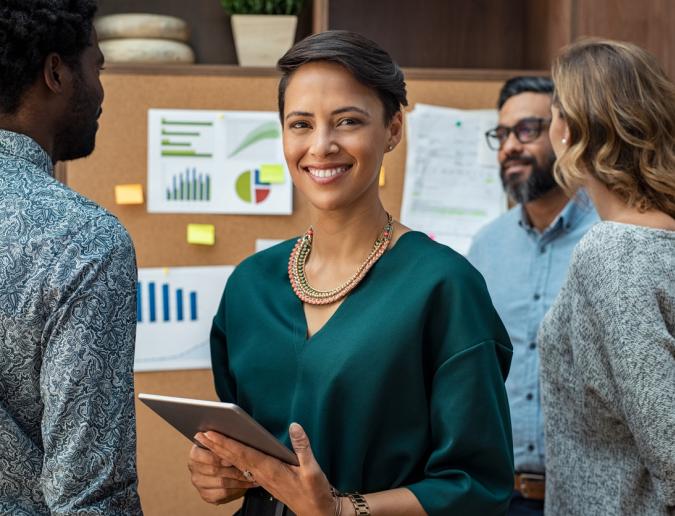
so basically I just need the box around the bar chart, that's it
[137,281,198,323]
[161,117,214,158]
[166,167,211,201]
[134,266,233,372]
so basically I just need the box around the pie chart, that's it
[235,169,270,204]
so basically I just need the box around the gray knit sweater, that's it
[539,221,675,515]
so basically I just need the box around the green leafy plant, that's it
[219,0,304,15]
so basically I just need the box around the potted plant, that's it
[219,0,305,67]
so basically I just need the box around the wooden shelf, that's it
[103,63,546,82]
[97,0,673,80]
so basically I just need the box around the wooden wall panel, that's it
[524,0,573,70]
[328,0,528,69]
[574,0,674,78]
[64,65,513,516]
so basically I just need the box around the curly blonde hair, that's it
[551,38,675,217]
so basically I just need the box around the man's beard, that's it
[500,153,558,204]
[54,73,101,162]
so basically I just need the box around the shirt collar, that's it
[518,189,593,235]
[0,129,53,177]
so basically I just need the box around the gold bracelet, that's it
[346,492,370,516]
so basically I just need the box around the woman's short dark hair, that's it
[0,0,98,114]
[277,30,408,124]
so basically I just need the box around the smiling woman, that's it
[188,30,515,516]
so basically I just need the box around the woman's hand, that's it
[188,443,257,505]
[194,422,337,516]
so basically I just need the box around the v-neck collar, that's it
[294,230,426,342]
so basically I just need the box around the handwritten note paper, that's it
[400,104,506,255]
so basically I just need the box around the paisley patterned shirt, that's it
[0,130,142,515]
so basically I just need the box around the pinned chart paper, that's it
[187,223,215,246]
[401,104,506,255]
[134,266,233,371]
[259,163,286,184]
[115,184,144,205]
[147,109,293,215]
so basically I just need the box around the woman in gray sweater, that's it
[539,39,675,515]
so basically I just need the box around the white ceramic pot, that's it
[231,14,298,67]
[99,39,195,64]
[95,13,190,42]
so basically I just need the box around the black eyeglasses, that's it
[485,117,551,151]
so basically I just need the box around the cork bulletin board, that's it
[65,65,527,515]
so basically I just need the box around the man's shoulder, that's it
[467,206,522,263]
[10,165,130,247]
[472,206,521,244]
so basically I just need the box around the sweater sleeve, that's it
[406,262,514,516]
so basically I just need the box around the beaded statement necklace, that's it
[288,213,394,305]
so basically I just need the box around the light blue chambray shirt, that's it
[467,193,598,473]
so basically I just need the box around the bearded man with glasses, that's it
[467,76,598,516]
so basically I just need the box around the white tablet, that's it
[138,393,299,466]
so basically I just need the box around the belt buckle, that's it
[519,473,545,482]
[516,472,545,500]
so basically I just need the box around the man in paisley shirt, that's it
[0,1,142,514]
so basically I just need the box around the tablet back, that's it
[139,393,299,466]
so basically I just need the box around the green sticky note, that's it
[260,163,285,184]
[187,224,215,246]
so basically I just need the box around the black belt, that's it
[238,488,296,516]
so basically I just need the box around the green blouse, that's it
[211,231,514,515]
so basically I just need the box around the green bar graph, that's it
[162,130,200,136]
[161,150,213,158]
[161,118,213,126]
[161,140,191,147]
[160,119,213,157]
[166,168,212,202]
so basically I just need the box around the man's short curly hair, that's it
[0,0,97,114]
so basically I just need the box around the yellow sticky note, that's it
[379,166,386,187]
[114,184,144,205]
[260,163,285,184]
[187,224,215,246]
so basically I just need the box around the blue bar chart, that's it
[137,281,198,324]
[134,265,233,372]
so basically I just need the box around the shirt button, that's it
[529,342,536,350]
[533,293,541,301]
[526,393,534,401]
[528,444,535,452]
[540,246,546,253]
